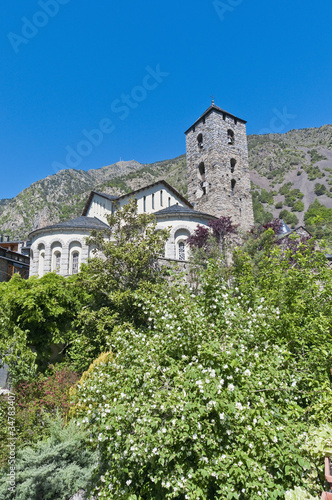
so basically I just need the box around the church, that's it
[28,103,254,277]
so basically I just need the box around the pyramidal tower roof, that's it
[185,102,247,135]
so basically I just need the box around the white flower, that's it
[228,384,235,391]
[219,413,225,420]
[162,428,167,433]
[244,369,251,377]
[193,434,197,439]
[126,479,132,486]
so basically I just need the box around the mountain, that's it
[0,156,187,240]
[0,124,332,240]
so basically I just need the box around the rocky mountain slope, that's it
[1,124,332,240]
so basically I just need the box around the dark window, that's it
[152,193,155,210]
[231,179,236,194]
[198,162,207,195]
[160,190,163,206]
[230,159,236,173]
[227,129,235,145]
[197,133,203,149]
[143,196,146,212]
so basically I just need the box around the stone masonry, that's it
[185,104,254,232]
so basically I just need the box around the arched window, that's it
[227,129,235,145]
[231,179,236,194]
[175,228,190,261]
[160,190,163,207]
[51,242,62,273]
[197,133,203,149]
[230,158,236,173]
[53,251,61,272]
[143,196,146,212]
[38,250,45,277]
[72,252,79,274]
[178,241,185,261]
[152,193,155,210]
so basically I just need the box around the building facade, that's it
[28,104,254,278]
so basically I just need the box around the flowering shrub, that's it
[71,255,332,499]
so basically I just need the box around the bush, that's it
[0,366,79,467]
[314,183,327,196]
[0,414,97,500]
[279,210,299,226]
[292,201,304,212]
[275,202,283,209]
[71,249,332,498]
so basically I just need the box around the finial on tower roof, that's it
[210,95,215,105]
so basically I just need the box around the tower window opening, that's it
[227,129,235,145]
[230,158,236,173]
[168,197,171,207]
[197,133,203,149]
[152,193,155,210]
[143,196,146,212]
[198,162,205,180]
[231,179,236,194]
[160,190,163,206]
[198,162,207,195]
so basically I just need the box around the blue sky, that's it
[0,0,331,199]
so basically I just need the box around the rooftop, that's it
[185,103,247,135]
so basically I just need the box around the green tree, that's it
[69,198,170,371]
[0,273,87,384]
[314,183,327,196]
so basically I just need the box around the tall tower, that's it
[185,102,254,231]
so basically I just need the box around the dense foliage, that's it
[68,198,170,372]
[0,415,97,500]
[0,272,87,384]
[0,366,79,468]
[70,240,332,499]
[1,210,332,499]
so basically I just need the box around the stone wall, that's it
[186,108,254,232]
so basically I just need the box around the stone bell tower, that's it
[185,102,254,231]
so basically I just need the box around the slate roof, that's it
[82,180,192,215]
[93,191,119,201]
[185,103,247,135]
[29,217,109,238]
[155,204,215,220]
